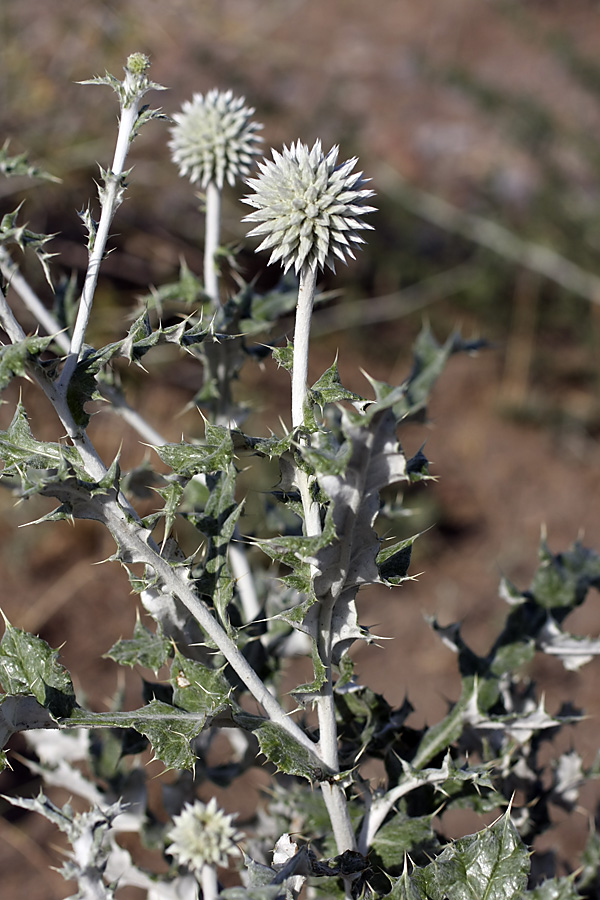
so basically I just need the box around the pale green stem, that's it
[290,264,356,860]
[58,75,142,392]
[204,180,221,306]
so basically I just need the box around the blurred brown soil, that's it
[1,1,600,897]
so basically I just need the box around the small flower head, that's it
[242,140,376,275]
[169,89,263,189]
[126,52,150,77]
[166,798,242,872]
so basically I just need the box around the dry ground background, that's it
[2,1,600,897]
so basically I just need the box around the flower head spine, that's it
[242,139,376,274]
[169,89,263,189]
[166,798,242,872]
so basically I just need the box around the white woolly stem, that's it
[204,180,221,305]
[291,265,317,431]
[290,264,355,863]
[201,864,219,900]
[228,539,261,622]
[58,71,142,392]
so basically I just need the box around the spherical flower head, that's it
[242,140,376,275]
[126,52,150,77]
[166,798,242,872]
[169,89,263,189]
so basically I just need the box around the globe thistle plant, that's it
[243,144,375,850]
[169,90,262,304]
[166,797,242,873]
[242,139,376,276]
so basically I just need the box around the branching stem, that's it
[1,286,283,748]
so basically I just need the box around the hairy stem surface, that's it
[204,180,221,306]
[58,77,142,391]
[290,265,356,859]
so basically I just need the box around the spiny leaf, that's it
[68,700,209,770]
[153,422,234,477]
[232,429,294,461]
[239,281,300,335]
[536,616,600,671]
[372,812,439,871]
[385,866,426,900]
[0,616,75,719]
[65,353,102,428]
[377,535,418,585]
[310,360,365,408]
[185,464,242,629]
[104,614,171,673]
[74,315,215,376]
[154,479,185,543]
[530,537,600,612]
[0,400,81,484]
[467,692,581,745]
[169,649,231,714]
[235,713,328,782]
[0,335,54,391]
[138,258,204,312]
[0,204,56,286]
[311,407,407,600]
[0,694,55,757]
[300,407,407,662]
[411,681,477,771]
[523,876,580,899]
[4,789,124,896]
[411,810,529,900]
[289,639,327,700]
[0,140,61,182]
[400,327,484,421]
[131,105,171,142]
[272,341,294,372]
[5,789,80,831]
[78,204,98,253]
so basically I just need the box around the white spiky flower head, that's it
[166,798,242,872]
[169,89,263,189]
[242,140,376,275]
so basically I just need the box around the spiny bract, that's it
[169,89,262,189]
[242,139,376,275]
